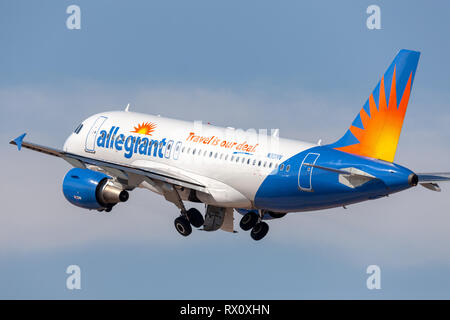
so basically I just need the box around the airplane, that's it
[10,49,450,241]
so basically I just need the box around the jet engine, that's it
[62,168,128,210]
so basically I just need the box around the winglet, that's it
[10,133,27,151]
[125,103,130,112]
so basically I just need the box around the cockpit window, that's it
[74,124,83,134]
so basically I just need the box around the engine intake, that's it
[63,168,128,210]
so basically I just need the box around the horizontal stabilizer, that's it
[305,163,376,179]
[417,172,450,183]
[417,172,450,192]
[305,163,377,188]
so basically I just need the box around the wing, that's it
[10,133,207,193]
[417,172,450,192]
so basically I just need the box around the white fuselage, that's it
[64,111,315,209]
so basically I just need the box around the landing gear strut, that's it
[161,183,204,237]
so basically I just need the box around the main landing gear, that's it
[174,208,204,237]
[240,210,270,241]
[161,183,205,237]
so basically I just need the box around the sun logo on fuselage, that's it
[131,122,157,136]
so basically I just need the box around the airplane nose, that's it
[408,173,419,186]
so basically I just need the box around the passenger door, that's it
[85,116,107,153]
[298,152,320,191]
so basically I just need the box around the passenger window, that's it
[231,156,234,161]
[182,147,185,153]
[263,161,267,167]
[165,140,174,159]
[236,157,240,162]
[286,165,290,172]
[279,164,284,171]
[173,141,182,160]
[204,151,207,156]
[214,153,218,158]
[209,151,213,157]
[193,149,196,155]
[187,148,191,154]
[247,159,250,164]
[253,159,256,166]
[225,155,228,160]
[258,161,261,166]
[269,162,273,168]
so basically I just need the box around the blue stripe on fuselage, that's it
[254,146,414,212]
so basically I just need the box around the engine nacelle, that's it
[62,168,128,210]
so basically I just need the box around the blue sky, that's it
[1,0,450,299]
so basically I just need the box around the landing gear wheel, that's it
[186,208,204,228]
[240,212,259,231]
[174,216,192,237]
[268,212,286,219]
[250,222,269,241]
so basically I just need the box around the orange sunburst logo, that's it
[335,67,413,163]
[131,122,157,135]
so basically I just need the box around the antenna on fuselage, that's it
[124,103,130,112]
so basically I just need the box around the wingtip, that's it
[10,133,27,151]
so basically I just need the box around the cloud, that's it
[1,84,449,268]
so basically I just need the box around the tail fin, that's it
[328,49,420,162]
